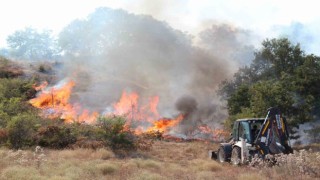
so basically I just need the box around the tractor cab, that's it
[232,118,264,145]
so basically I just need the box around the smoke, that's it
[174,95,226,136]
[175,95,198,114]
[55,7,255,131]
[198,23,256,69]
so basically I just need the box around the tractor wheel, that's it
[231,146,241,166]
[217,147,227,163]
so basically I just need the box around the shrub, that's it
[69,123,105,142]
[7,113,39,149]
[0,78,35,100]
[0,111,10,128]
[0,128,8,144]
[0,57,24,78]
[97,116,136,150]
[34,125,77,149]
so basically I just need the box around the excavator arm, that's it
[254,107,292,156]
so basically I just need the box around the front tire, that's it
[217,147,227,163]
[231,146,241,166]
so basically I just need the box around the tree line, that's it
[219,38,320,142]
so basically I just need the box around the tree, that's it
[249,81,294,120]
[220,38,320,129]
[260,38,304,77]
[227,84,251,115]
[6,27,60,60]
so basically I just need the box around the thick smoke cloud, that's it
[56,7,255,133]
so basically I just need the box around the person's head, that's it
[252,125,257,130]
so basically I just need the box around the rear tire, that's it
[231,146,241,166]
[217,147,227,163]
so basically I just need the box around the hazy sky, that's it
[1,0,320,53]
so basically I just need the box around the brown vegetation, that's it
[0,141,319,180]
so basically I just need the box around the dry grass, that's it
[97,163,119,175]
[191,159,223,172]
[237,172,266,180]
[0,142,319,180]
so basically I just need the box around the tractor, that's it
[211,107,293,165]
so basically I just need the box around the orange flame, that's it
[33,81,48,91]
[30,80,226,141]
[147,114,184,133]
[112,91,160,123]
[29,80,98,123]
[198,125,229,141]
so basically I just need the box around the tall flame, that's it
[112,91,160,123]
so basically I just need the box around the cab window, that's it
[239,121,251,142]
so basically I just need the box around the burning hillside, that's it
[24,7,249,141]
[29,80,228,141]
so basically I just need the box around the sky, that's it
[1,0,320,54]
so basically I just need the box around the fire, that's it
[112,91,160,123]
[147,114,184,133]
[30,80,226,141]
[198,125,229,141]
[29,80,98,123]
[113,91,139,117]
[30,81,74,109]
[33,81,48,91]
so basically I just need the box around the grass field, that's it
[0,141,319,180]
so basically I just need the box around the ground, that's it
[0,141,319,180]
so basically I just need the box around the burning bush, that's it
[140,130,163,140]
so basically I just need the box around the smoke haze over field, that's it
[47,7,255,129]
[1,1,319,139]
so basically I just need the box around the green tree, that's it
[7,27,60,60]
[220,38,320,129]
[249,81,294,119]
[260,38,304,77]
[227,84,251,115]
